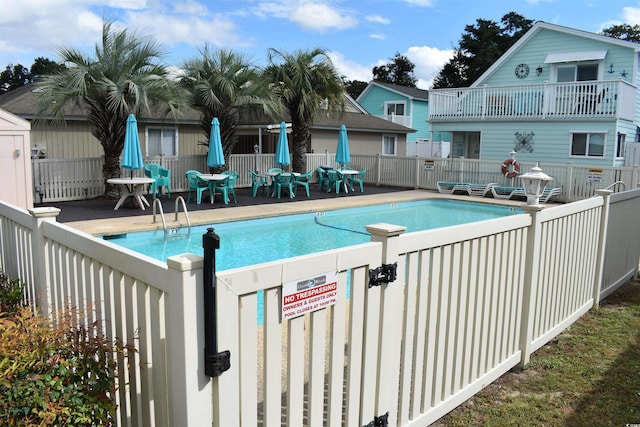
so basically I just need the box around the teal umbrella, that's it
[275,121,290,168]
[336,124,351,167]
[207,117,225,168]
[121,114,144,178]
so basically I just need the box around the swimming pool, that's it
[105,199,521,271]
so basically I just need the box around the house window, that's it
[382,135,397,155]
[556,63,599,82]
[616,133,626,158]
[570,132,605,157]
[147,127,178,156]
[385,102,405,116]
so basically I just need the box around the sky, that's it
[2,0,640,90]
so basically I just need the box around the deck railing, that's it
[429,79,636,121]
[3,188,640,426]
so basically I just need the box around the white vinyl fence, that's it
[1,188,639,426]
[31,154,640,203]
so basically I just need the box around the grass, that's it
[435,278,640,426]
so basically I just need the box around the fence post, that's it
[165,253,213,426]
[592,189,612,307]
[415,157,421,189]
[518,204,544,367]
[28,206,61,317]
[376,153,382,185]
[365,223,406,427]
[567,162,574,201]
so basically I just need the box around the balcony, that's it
[375,114,412,127]
[429,80,635,122]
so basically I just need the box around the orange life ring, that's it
[501,158,520,178]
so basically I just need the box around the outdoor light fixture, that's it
[536,65,543,76]
[253,144,260,154]
[519,163,553,206]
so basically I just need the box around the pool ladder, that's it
[152,196,191,232]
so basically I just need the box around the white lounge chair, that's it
[491,185,561,203]
[437,181,496,197]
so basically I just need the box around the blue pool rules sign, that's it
[281,272,338,321]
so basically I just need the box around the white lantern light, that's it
[519,163,553,205]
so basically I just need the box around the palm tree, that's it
[180,46,281,170]
[264,48,344,172]
[35,21,186,198]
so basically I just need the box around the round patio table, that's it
[107,177,155,210]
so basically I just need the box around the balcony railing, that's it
[429,80,636,121]
[376,114,412,127]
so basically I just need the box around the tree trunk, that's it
[103,149,121,200]
[291,117,310,173]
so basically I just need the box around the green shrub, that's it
[0,272,25,314]
[0,306,135,426]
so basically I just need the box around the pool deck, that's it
[42,186,527,236]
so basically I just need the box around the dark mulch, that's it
[37,185,410,223]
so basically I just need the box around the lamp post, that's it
[519,163,553,206]
[253,144,260,172]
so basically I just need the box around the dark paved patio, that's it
[38,184,411,223]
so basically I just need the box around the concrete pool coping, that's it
[66,190,530,236]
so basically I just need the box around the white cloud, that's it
[402,0,434,6]
[290,3,358,31]
[369,34,386,40]
[366,15,390,25]
[405,45,455,89]
[622,6,640,24]
[125,10,245,49]
[327,51,372,82]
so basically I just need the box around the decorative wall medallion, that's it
[514,131,534,152]
[515,63,529,79]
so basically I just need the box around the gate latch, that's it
[368,263,397,288]
[205,350,231,377]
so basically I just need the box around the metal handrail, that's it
[152,198,167,231]
[152,196,191,232]
[174,196,191,229]
[604,181,626,191]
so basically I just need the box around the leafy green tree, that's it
[372,52,417,87]
[29,57,66,77]
[35,21,186,198]
[433,12,534,88]
[264,48,344,172]
[601,24,640,42]
[180,46,281,169]
[342,78,368,99]
[0,64,30,93]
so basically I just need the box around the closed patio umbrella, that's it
[121,114,144,178]
[336,124,351,168]
[207,117,225,168]
[275,121,290,168]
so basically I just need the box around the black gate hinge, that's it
[205,350,230,377]
[363,411,389,427]
[368,263,397,288]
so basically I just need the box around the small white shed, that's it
[0,108,33,209]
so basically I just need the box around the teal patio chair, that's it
[349,168,366,193]
[144,163,171,198]
[249,170,269,197]
[326,170,344,194]
[185,170,209,204]
[316,167,329,191]
[268,167,283,174]
[211,175,237,204]
[273,172,295,199]
[294,170,313,197]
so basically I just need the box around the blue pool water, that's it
[105,199,521,270]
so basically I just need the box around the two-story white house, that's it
[428,21,640,168]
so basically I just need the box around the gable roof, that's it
[0,83,413,135]
[357,81,429,102]
[472,21,640,87]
